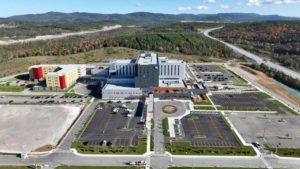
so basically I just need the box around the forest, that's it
[247,63,300,91]
[211,21,300,71]
[0,22,238,62]
[103,31,236,59]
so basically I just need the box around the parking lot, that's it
[227,112,300,148]
[191,64,237,83]
[176,113,241,147]
[79,101,146,147]
[0,95,88,104]
[210,92,280,111]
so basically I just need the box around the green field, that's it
[165,141,256,156]
[0,85,26,92]
[56,166,145,169]
[162,118,170,137]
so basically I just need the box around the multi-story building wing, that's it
[29,64,86,90]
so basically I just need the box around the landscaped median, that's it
[265,146,300,158]
[194,106,215,110]
[165,141,256,156]
[162,118,170,137]
[271,99,299,116]
[71,135,147,154]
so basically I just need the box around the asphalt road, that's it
[203,27,300,81]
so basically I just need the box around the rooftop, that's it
[159,79,186,88]
[103,84,139,90]
[159,57,184,64]
[137,52,158,65]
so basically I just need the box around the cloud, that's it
[177,5,209,11]
[195,5,209,10]
[207,0,216,3]
[247,0,300,6]
[177,7,192,11]
[220,4,230,9]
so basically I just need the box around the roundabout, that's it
[162,105,178,114]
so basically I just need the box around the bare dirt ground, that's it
[230,63,300,108]
[0,105,82,153]
[0,25,122,46]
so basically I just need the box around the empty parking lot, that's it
[227,112,300,148]
[79,101,145,147]
[210,92,279,111]
[175,113,241,147]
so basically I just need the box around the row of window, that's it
[104,91,141,95]
[116,65,135,76]
[160,65,181,76]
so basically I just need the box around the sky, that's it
[0,0,299,18]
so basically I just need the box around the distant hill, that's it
[7,12,299,24]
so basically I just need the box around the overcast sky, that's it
[0,0,299,17]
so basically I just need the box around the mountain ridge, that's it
[6,11,299,24]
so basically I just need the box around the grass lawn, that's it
[216,106,271,111]
[271,100,299,115]
[150,136,154,151]
[0,85,26,92]
[71,140,146,154]
[56,167,145,169]
[64,92,83,97]
[165,141,256,156]
[75,104,99,137]
[162,118,170,137]
[224,67,248,84]
[257,91,273,99]
[0,166,40,169]
[168,167,266,169]
[265,146,300,157]
[194,106,215,110]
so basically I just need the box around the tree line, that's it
[247,63,300,91]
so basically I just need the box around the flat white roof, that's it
[30,64,85,75]
[103,84,140,90]
[137,53,158,65]
[112,59,136,64]
[159,57,184,64]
